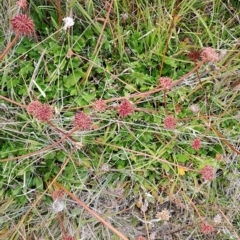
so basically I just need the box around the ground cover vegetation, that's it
[0,0,240,239]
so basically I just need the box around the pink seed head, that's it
[187,49,202,62]
[27,100,42,116]
[201,165,214,181]
[118,99,134,117]
[93,99,106,112]
[16,0,27,10]
[159,77,173,90]
[201,222,214,234]
[11,14,35,36]
[201,47,219,62]
[35,104,53,122]
[163,115,177,129]
[192,138,201,150]
[74,111,91,130]
[52,189,65,201]
[27,101,52,122]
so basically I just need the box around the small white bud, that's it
[63,17,75,31]
[213,214,222,224]
[190,104,200,113]
[52,199,65,213]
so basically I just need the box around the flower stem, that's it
[0,94,26,108]
[0,33,20,61]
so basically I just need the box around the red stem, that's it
[0,33,20,61]
[55,182,129,240]
[0,94,26,108]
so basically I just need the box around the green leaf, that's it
[162,163,170,172]
[32,176,43,189]
[176,154,189,163]
[63,69,84,88]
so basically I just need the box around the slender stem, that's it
[182,191,203,221]
[57,212,66,237]
[85,61,205,109]
[200,112,240,155]
[173,60,205,86]
[55,182,129,240]
[0,94,26,108]
[0,33,20,61]
[47,121,76,142]
[56,0,62,39]
[159,0,180,77]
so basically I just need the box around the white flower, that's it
[52,199,65,213]
[62,17,74,30]
[156,208,171,221]
[213,214,222,224]
[190,104,200,113]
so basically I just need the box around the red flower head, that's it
[163,115,177,129]
[52,189,65,201]
[11,14,35,36]
[74,111,91,130]
[93,99,106,112]
[118,99,134,117]
[201,47,219,62]
[159,77,173,90]
[200,165,214,181]
[192,138,201,150]
[27,101,53,122]
[187,49,201,62]
[16,0,27,10]
[201,222,214,234]
[27,100,42,116]
[36,104,53,122]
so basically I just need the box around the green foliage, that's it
[0,0,240,239]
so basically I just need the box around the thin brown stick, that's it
[159,0,180,77]
[218,208,240,240]
[182,191,203,221]
[0,34,20,61]
[173,60,205,86]
[47,121,76,142]
[57,212,67,237]
[200,113,240,155]
[0,94,26,108]
[55,182,129,240]
[57,0,62,31]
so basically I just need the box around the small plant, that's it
[0,14,35,60]
[201,222,214,234]
[118,99,134,117]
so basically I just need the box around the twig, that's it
[55,182,129,240]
